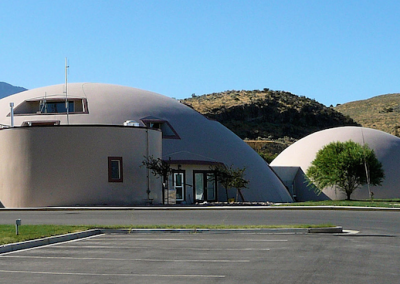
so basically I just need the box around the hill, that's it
[335,93,400,136]
[181,89,359,140]
[181,89,359,162]
[0,82,27,98]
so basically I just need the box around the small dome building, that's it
[271,126,400,200]
[0,83,293,207]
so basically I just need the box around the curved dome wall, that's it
[0,83,293,203]
[271,126,400,200]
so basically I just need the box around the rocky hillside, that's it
[182,89,359,140]
[0,82,27,98]
[335,93,400,136]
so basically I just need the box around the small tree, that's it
[306,140,385,200]
[142,156,173,202]
[211,164,249,202]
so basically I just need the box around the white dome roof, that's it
[271,126,400,199]
[0,83,293,202]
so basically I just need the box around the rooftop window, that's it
[141,117,180,139]
[9,97,88,116]
[40,101,75,113]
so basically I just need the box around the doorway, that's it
[194,171,217,202]
[173,171,185,202]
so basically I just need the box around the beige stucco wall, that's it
[0,126,162,207]
[0,83,294,203]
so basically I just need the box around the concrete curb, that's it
[101,228,311,234]
[307,226,343,233]
[101,227,343,234]
[0,229,102,254]
[0,226,343,254]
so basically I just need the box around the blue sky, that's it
[1,0,399,106]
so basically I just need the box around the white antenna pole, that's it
[65,57,69,125]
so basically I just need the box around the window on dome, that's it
[40,101,74,113]
[10,98,88,116]
[141,118,180,139]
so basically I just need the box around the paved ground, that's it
[1,208,399,283]
[1,230,399,284]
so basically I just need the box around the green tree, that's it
[306,140,384,200]
[142,156,173,202]
[210,164,249,202]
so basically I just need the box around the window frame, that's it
[108,157,123,183]
[173,170,185,202]
[193,170,217,202]
[9,98,89,116]
[41,100,75,113]
[141,118,180,139]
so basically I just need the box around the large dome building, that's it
[271,126,400,200]
[0,83,293,207]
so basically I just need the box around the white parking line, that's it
[1,255,250,263]
[95,238,288,242]
[0,270,225,278]
[196,247,270,251]
[52,245,271,251]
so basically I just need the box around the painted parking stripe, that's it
[0,255,250,263]
[0,270,225,278]
[51,245,271,251]
[93,238,288,242]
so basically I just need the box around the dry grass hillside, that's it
[181,89,359,162]
[335,93,400,136]
[182,88,358,140]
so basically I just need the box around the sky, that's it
[1,0,399,106]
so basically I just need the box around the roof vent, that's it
[123,120,140,127]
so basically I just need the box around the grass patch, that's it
[0,225,91,245]
[278,199,400,208]
[0,224,335,245]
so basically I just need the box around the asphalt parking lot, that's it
[1,231,399,284]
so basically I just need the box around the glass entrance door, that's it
[173,172,184,202]
[194,172,216,202]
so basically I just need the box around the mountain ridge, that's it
[0,82,27,98]
[181,89,359,140]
